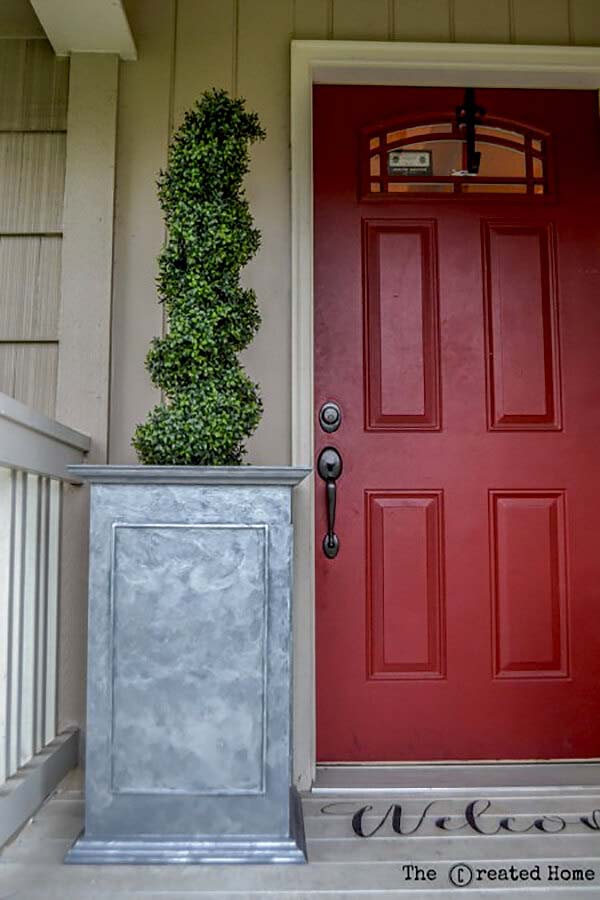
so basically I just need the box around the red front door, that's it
[314,85,600,762]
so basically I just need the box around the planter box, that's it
[65,465,310,864]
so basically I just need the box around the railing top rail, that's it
[0,392,90,452]
[0,391,90,481]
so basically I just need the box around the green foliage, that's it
[133,89,266,465]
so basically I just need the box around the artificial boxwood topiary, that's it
[133,89,266,465]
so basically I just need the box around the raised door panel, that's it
[490,491,568,679]
[367,491,445,680]
[363,219,440,430]
[483,221,561,430]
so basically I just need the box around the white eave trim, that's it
[294,40,600,90]
[30,0,137,61]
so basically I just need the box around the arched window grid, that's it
[362,114,550,198]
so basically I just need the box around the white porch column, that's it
[55,53,118,463]
[55,53,119,733]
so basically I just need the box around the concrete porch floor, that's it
[3,769,600,898]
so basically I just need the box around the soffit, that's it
[30,0,137,60]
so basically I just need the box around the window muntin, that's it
[364,117,548,197]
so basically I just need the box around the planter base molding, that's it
[66,788,306,865]
[65,466,310,865]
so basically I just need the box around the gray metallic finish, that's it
[65,789,307,865]
[65,467,309,865]
[110,524,269,797]
[68,465,311,486]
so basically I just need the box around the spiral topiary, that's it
[132,89,266,465]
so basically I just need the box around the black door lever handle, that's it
[317,447,343,559]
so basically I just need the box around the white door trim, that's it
[290,39,600,791]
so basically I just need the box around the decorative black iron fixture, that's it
[456,87,486,175]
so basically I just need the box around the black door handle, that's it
[317,447,343,558]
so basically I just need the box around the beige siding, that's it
[109,0,176,463]
[0,236,61,339]
[0,343,58,416]
[0,0,44,38]
[511,0,572,43]
[0,31,67,418]
[293,0,330,39]
[0,39,68,130]
[0,133,66,233]
[174,0,236,115]
[571,0,600,44]
[394,0,452,41]
[453,0,511,42]
[332,0,391,39]
[109,0,600,465]
[237,0,294,465]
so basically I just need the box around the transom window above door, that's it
[363,116,549,197]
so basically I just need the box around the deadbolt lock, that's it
[319,401,342,433]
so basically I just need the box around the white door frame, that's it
[290,39,600,791]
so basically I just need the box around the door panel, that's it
[364,219,440,429]
[314,85,600,762]
[482,221,561,429]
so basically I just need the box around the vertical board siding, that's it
[453,0,511,42]
[237,0,294,465]
[0,39,69,131]
[174,0,235,118]
[0,236,61,340]
[332,0,391,40]
[109,0,176,464]
[570,0,600,44]
[0,470,62,783]
[393,0,452,40]
[511,0,572,44]
[293,0,330,39]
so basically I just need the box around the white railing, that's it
[0,392,90,786]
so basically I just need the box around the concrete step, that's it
[4,774,600,896]
[306,836,600,861]
[303,793,600,816]
[313,763,600,794]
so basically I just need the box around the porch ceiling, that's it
[29,0,137,60]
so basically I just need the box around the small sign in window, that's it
[387,149,432,176]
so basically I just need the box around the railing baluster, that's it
[5,470,17,781]
[20,474,39,766]
[33,477,46,755]
[45,479,61,745]
[0,391,89,789]
[0,469,13,782]
[12,471,26,776]
[38,477,51,753]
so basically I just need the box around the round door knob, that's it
[317,446,343,481]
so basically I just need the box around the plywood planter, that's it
[65,465,309,864]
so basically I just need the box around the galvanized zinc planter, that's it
[65,465,310,864]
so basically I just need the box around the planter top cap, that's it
[67,465,311,486]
